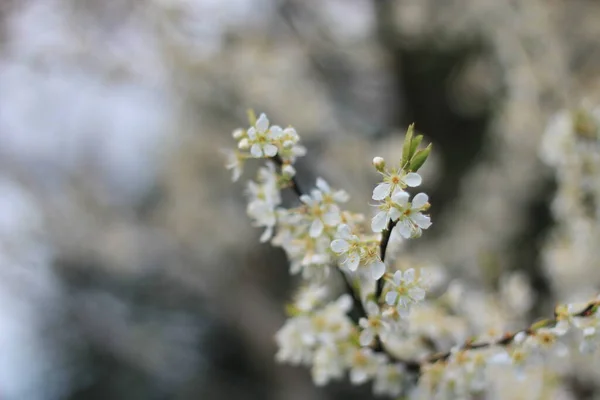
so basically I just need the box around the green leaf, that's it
[530,318,554,331]
[401,124,415,167]
[408,143,432,172]
[409,134,423,160]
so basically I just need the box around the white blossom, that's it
[372,171,422,200]
[300,178,345,238]
[385,269,427,318]
[247,113,282,158]
[275,316,316,365]
[222,149,244,181]
[330,224,362,271]
[373,363,404,397]
[358,302,389,346]
[347,348,386,385]
[392,191,432,239]
[312,345,346,386]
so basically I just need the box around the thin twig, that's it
[376,219,398,296]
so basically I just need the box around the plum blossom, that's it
[373,363,405,397]
[330,224,362,271]
[385,269,427,318]
[347,348,386,384]
[392,191,432,238]
[247,113,283,158]
[300,178,346,238]
[372,171,422,200]
[358,302,389,346]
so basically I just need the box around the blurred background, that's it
[1,0,600,399]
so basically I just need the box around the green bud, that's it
[408,143,432,172]
[247,109,257,126]
[401,124,415,167]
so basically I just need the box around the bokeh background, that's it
[2,0,600,399]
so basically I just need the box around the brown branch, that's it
[424,299,600,365]
[376,219,398,297]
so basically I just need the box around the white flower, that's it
[361,245,386,280]
[275,316,316,365]
[245,163,281,242]
[385,269,426,318]
[347,348,385,384]
[358,302,388,346]
[281,164,296,178]
[315,177,350,203]
[392,191,432,238]
[312,345,345,386]
[301,178,345,238]
[311,295,354,345]
[279,126,307,163]
[373,363,404,397]
[222,149,244,182]
[295,285,329,312]
[330,224,362,271]
[247,113,281,158]
[372,171,421,200]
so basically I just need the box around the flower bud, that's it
[372,156,386,172]
[232,129,245,140]
[282,164,296,178]
[238,138,250,150]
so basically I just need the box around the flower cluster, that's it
[370,126,432,238]
[225,111,600,399]
[226,113,433,397]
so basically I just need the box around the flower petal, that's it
[404,172,422,187]
[395,220,413,239]
[263,144,278,157]
[411,192,429,209]
[331,239,350,254]
[371,211,389,233]
[370,260,386,280]
[409,287,425,301]
[351,369,369,385]
[398,305,411,319]
[323,207,341,226]
[250,144,263,158]
[372,182,392,200]
[300,194,313,205]
[309,218,324,238]
[366,301,379,315]
[360,329,375,347]
[260,226,273,243]
[389,207,401,221]
[392,190,410,206]
[411,213,432,229]
[337,224,352,239]
[269,125,283,138]
[385,291,398,305]
[345,253,360,271]
[403,268,415,283]
[256,113,269,133]
[333,190,350,203]
[337,294,353,312]
[393,271,403,285]
[247,127,257,139]
[315,177,330,193]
